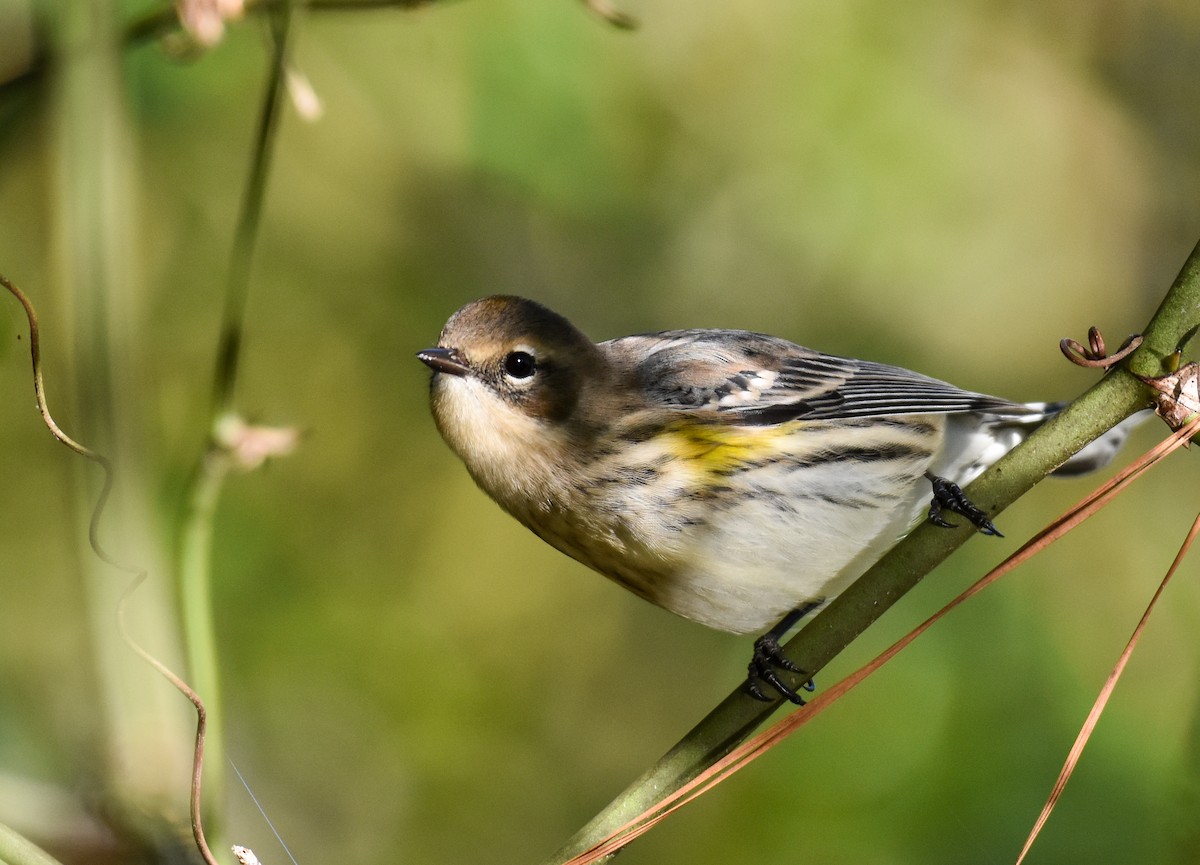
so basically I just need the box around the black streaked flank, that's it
[781,442,933,471]
[793,488,905,508]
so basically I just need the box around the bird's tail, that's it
[1012,403,1150,477]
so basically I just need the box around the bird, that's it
[417,296,1138,703]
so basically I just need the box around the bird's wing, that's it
[608,330,1031,425]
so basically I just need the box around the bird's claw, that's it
[744,633,814,705]
[927,475,1003,537]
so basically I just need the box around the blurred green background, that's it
[1,1,1199,863]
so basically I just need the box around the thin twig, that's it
[211,0,294,416]
[178,0,297,830]
[0,0,562,100]
[1,274,222,865]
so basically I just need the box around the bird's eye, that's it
[503,351,537,379]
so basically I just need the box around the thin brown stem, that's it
[1,273,220,865]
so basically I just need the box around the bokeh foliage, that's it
[1,1,1199,863]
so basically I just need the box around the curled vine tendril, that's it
[1060,326,1143,369]
[1,273,221,865]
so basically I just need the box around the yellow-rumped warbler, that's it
[418,296,1137,702]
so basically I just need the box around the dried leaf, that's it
[1140,361,1200,431]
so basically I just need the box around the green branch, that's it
[176,0,295,832]
[0,821,67,865]
[546,236,1200,864]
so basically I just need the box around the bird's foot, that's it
[926,474,1003,537]
[744,632,816,705]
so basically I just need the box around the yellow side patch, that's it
[661,420,794,475]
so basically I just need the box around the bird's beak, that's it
[417,347,471,377]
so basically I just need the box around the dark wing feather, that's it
[607,330,1030,424]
